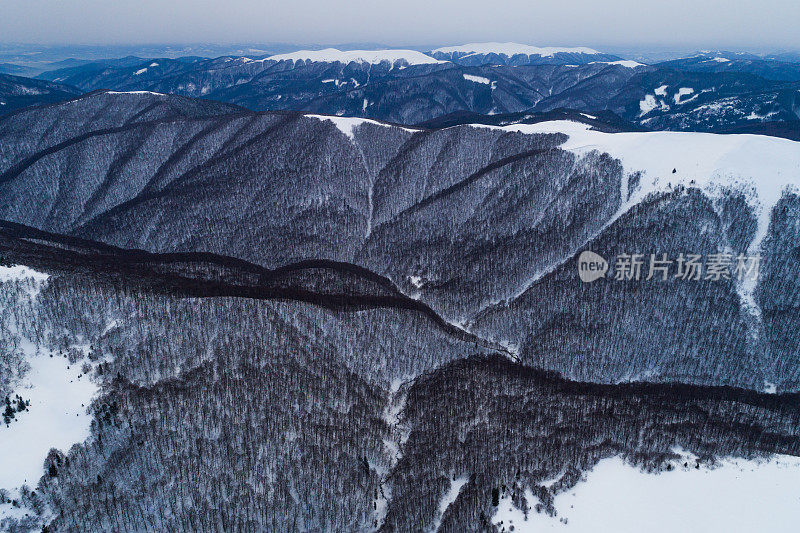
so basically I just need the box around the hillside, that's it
[1,91,799,390]
[2,66,800,532]
[0,73,81,114]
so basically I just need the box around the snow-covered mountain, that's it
[657,52,800,82]
[262,48,445,67]
[2,91,800,388]
[0,73,81,114]
[22,48,798,138]
[2,89,800,532]
[430,42,622,65]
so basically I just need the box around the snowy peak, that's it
[430,42,618,65]
[493,119,800,203]
[592,59,647,68]
[264,48,445,67]
[432,42,602,57]
[695,50,762,61]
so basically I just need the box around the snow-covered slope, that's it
[500,119,800,296]
[432,42,601,58]
[264,48,445,66]
[430,42,619,66]
[591,60,647,68]
[0,265,48,288]
[492,120,800,252]
[0,347,97,490]
[493,454,800,533]
[308,114,419,139]
[0,266,101,524]
[467,119,800,379]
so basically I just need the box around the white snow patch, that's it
[309,115,417,140]
[494,454,800,532]
[708,57,732,63]
[0,502,31,523]
[498,339,521,357]
[149,62,159,67]
[380,375,409,501]
[673,87,695,104]
[265,48,444,66]
[106,90,166,96]
[375,375,408,530]
[638,94,668,115]
[432,42,600,58]
[0,265,49,299]
[493,487,539,531]
[383,377,407,430]
[463,73,491,85]
[432,476,469,529]
[654,85,668,96]
[16,87,43,96]
[746,110,779,121]
[0,264,101,526]
[638,95,657,115]
[133,68,147,76]
[321,78,346,88]
[0,266,49,285]
[591,60,645,68]
[0,349,98,492]
[101,319,119,336]
[407,275,426,299]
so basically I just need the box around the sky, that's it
[2,0,799,52]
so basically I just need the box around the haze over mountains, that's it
[0,43,796,139]
[1,41,800,532]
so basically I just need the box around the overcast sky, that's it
[2,0,799,51]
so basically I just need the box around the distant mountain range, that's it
[658,52,800,81]
[0,73,82,113]
[0,44,796,140]
[0,63,39,77]
[429,42,623,65]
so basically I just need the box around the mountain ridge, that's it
[2,91,800,391]
[3,57,800,532]
[24,52,799,137]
